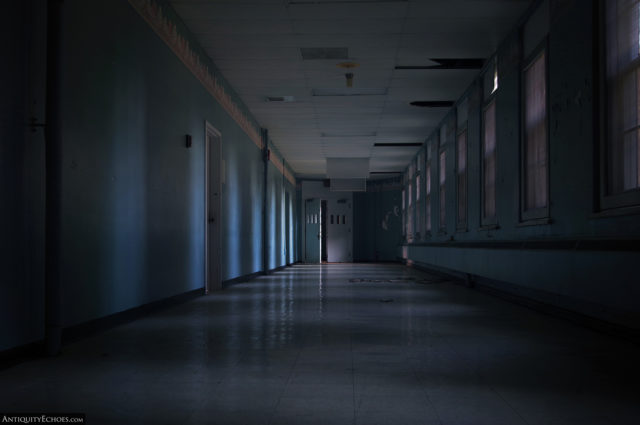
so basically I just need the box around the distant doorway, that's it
[304,198,321,263]
[321,200,328,262]
[285,192,291,264]
[205,123,222,293]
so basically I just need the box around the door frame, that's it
[304,198,321,263]
[205,122,222,293]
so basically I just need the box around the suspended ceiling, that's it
[170,0,533,179]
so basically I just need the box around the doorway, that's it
[205,122,222,293]
[321,200,328,262]
[304,198,320,263]
[285,191,291,264]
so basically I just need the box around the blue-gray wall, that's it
[1,0,299,351]
[266,145,298,270]
[0,1,47,352]
[400,0,640,329]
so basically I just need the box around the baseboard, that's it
[0,341,44,371]
[62,287,205,344]
[222,271,263,288]
[266,265,287,274]
[404,260,640,344]
[1,287,205,368]
[222,263,302,288]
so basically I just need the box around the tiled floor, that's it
[1,263,639,424]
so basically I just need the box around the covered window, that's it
[604,0,640,208]
[425,144,432,233]
[439,151,446,230]
[482,100,497,223]
[523,50,549,216]
[456,98,469,229]
[457,130,467,228]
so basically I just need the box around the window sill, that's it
[590,204,640,219]
[517,217,552,227]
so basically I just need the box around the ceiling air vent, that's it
[374,143,423,147]
[265,96,295,102]
[300,47,348,60]
[409,101,454,108]
[312,88,387,97]
[395,58,485,70]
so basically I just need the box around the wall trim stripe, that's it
[127,0,263,150]
[269,148,296,185]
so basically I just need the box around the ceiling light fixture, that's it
[337,62,359,88]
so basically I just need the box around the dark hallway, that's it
[1,264,639,424]
[2,0,640,423]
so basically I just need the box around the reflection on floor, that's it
[1,264,639,424]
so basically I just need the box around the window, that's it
[457,98,469,230]
[425,144,432,233]
[457,130,468,228]
[603,0,640,208]
[439,151,446,230]
[401,188,406,237]
[407,180,413,240]
[482,100,497,223]
[523,50,549,218]
[415,173,421,239]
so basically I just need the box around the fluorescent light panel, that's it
[321,132,377,137]
[326,157,370,178]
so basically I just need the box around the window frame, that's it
[481,97,498,227]
[439,149,447,232]
[456,98,469,231]
[424,141,433,236]
[520,41,551,222]
[480,58,499,228]
[598,0,640,212]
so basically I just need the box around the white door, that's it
[205,123,222,292]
